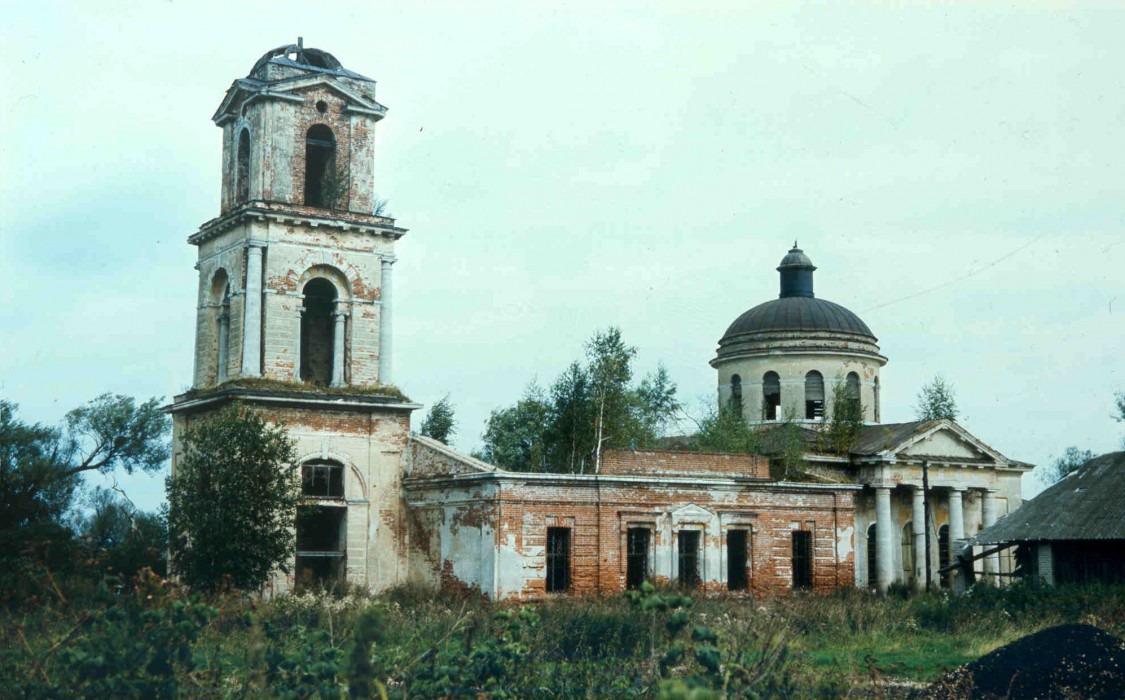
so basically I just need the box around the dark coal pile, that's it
[918,624,1125,699]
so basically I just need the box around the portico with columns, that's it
[713,246,1032,592]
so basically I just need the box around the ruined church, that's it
[169,44,1030,599]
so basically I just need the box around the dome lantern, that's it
[777,242,816,299]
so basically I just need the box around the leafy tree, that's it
[913,374,959,422]
[77,487,168,579]
[419,394,457,444]
[478,384,552,471]
[167,404,300,592]
[1038,446,1094,486]
[693,403,761,455]
[0,395,168,562]
[543,363,593,472]
[478,328,680,473]
[823,378,864,455]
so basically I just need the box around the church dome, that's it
[247,40,373,82]
[721,296,875,340]
[713,245,883,363]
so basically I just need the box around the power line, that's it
[862,233,1050,313]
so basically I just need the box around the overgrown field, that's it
[5,576,1125,699]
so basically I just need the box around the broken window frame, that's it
[301,460,345,499]
[677,530,702,589]
[792,530,813,589]
[626,527,651,590]
[727,529,749,592]
[295,504,347,591]
[545,527,571,593]
[804,370,825,420]
[730,374,743,415]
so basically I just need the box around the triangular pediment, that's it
[213,75,386,124]
[889,420,1007,465]
[670,503,715,520]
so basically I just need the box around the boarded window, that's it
[305,124,338,208]
[938,524,951,588]
[678,530,701,588]
[302,460,344,498]
[296,505,346,590]
[792,530,813,589]
[867,524,877,586]
[546,527,571,593]
[804,371,825,420]
[727,529,749,591]
[902,522,914,580]
[301,278,337,385]
[236,128,250,203]
[626,527,650,590]
[730,374,743,415]
[763,371,781,420]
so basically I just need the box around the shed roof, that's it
[974,451,1125,544]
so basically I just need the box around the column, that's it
[241,244,264,377]
[911,487,926,589]
[948,488,965,545]
[378,258,394,384]
[875,487,895,592]
[330,309,348,388]
[292,306,304,381]
[216,311,230,383]
[981,489,999,583]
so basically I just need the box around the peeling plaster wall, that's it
[172,401,413,596]
[406,473,858,600]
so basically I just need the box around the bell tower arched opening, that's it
[304,125,337,208]
[236,129,250,203]
[301,278,337,385]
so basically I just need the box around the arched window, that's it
[902,522,914,581]
[805,371,825,420]
[302,459,344,499]
[236,128,250,203]
[874,377,881,422]
[304,125,337,208]
[938,524,951,588]
[730,374,743,414]
[845,372,862,418]
[301,278,337,385]
[866,524,877,587]
[762,371,781,420]
[211,270,231,384]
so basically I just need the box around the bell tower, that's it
[186,39,405,388]
[170,42,418,593]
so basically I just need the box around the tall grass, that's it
[5,578,1124,698]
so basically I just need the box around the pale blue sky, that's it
[2,1,1122,511]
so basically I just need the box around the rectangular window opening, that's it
[546,527,571,593]
[792,530,813,589]
[626,528,651,590]
[678,530,702,588]
[296,505,346,591]
[727,529,749,591]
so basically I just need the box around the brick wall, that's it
[601,448,770,479]
[407,472,857,600]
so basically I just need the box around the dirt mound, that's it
[919,624,1125,699]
